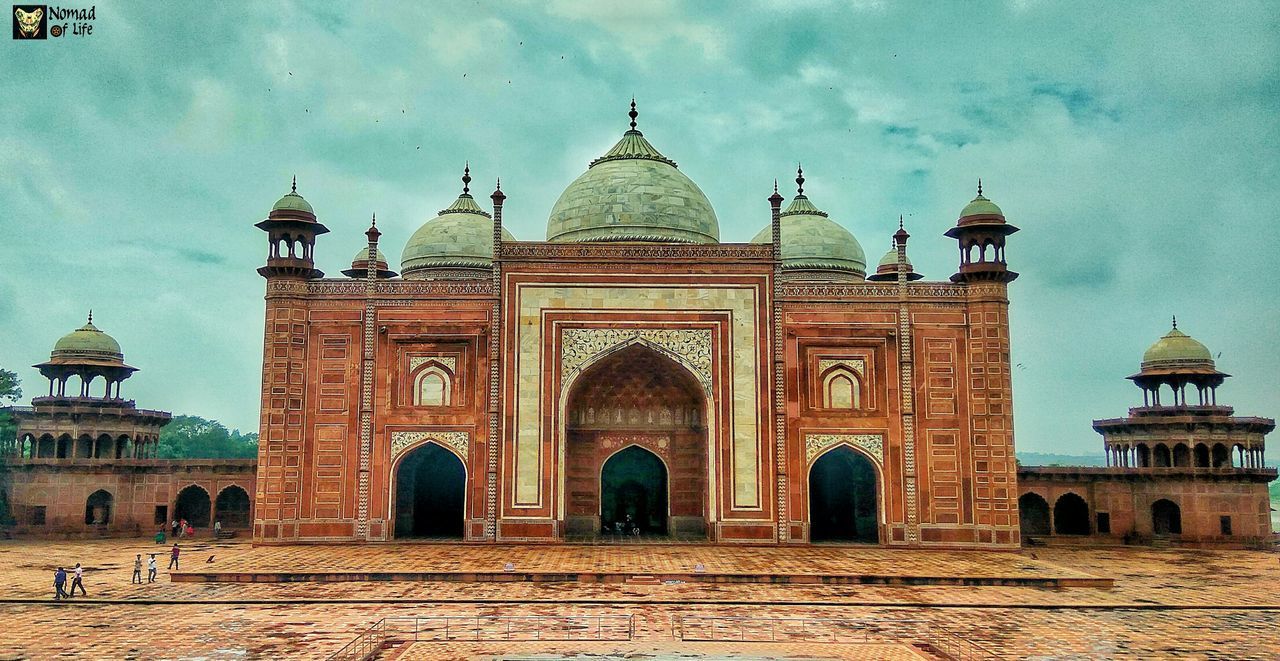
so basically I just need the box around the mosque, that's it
[251,103,1023,546]
[1,103,1270,548]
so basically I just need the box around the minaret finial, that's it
[1172,314,1177,329]
[796,163,805,196]
[462,162,471,195]
[291,175,297,194]
[773,179,779,194]
[977,178,983,197]
[371,213,376,228]
[629,98,638,131]
[496,177,501,191]
[899,214,904,231]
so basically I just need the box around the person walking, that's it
[132,554,143,584]
[53,567,68,600]
[179,519,188,538]
[168,543,180,570]
[171,519,179,538]
[213,520,221,538]
[147,554,157,583]
[69,562,86,597]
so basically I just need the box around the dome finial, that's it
[462,162,471,195]
[977,178,983,197]
[796,163,805,196]
[1172,314,1177,330]
[629,98,638,131]
[291,175,297,194]
[87,309,92,324]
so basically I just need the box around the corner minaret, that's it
[256,177,329,279]
[945,180,1018,283]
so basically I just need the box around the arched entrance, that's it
[1018,492,1051,537]
[563,343,707,538]
[214,486,252,528]
[600,446,668,535]
[393,442,465,539]
[1152,499,1182,535]
[808,446,879,543]
[85,489,112,525]
[174,485,211,527]
[1053,493,1090,535]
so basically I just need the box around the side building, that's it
[0,315,256,536]
[1018,321,1275,546]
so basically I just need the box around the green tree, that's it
[0,367,21,451]
[157,415,258,459]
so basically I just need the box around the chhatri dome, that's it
[1140,318,1216,372]
[342,222,398,279]
[866,226,923,282]
[400,166,515,279]
[272,177,314,214]
[546,100,719,244]
[48,312,127,367]
[750,167,867,278]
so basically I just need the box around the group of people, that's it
[54,544,182,598]
[163,518,221,541]
[51,563,86,599]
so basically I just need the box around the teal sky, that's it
[1,1,1277,459]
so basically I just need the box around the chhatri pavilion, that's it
[251,102,1020,546]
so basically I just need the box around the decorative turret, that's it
[1127,317,1228,407]
[944,180,1018,283]
[867,218,923,282]
[33,312,137,399]
[256,177,329,279]
[341,217,397,278]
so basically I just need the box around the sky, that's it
[1,1,1277,459]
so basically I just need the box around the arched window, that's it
[1173,443,1190,468]
[1193,443,1210,467]
[1153,444,1171,468]
[821,368,862,410]
[413,365,452,407]
[1152,499,1182,535]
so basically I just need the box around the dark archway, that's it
[174,485,211,527]
[1136,444,1151,467]
[214,486,252,529]
[85,489,112,525]
[564,343,707,538]
[1211,443,1229,468]
[1152,499,1182,535]
[809,446,879,543]
[600,446,668,535]
[394,442,465,539]
[1153,444,1171,467]
[1194,443,1210,467]
[1018,492,1051,537]
[1053,493,1090,535]
[1173,444,1190,468]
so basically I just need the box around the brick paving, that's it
[0,538,1278,658]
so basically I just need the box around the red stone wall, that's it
[2,460,256,536]
[1019,468,1273,545]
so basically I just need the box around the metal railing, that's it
[328,614,633,660]
[672,615,999,660]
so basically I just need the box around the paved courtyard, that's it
[0,538,1278,659]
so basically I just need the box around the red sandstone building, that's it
[1018,322,1275,546]
[251,105,1023,547]
[1,316,255,535]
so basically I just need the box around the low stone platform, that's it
[171,543,1111,588]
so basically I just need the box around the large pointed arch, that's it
[559,340,712,538]
[807,443,882,543]
[391,440,467,539]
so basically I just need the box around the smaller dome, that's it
[750,172,866,277]
[352,247,388,264]
[51,313,124,363]
[401,175,515,278]
[272,178,314,214]
[1142,322,1213,369]
[866,245,923,282]
[960,194,1002,219]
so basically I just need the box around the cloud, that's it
[0,2,1276,462]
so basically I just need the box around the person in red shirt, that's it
[168,544,180,570]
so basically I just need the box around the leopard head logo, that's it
[14,7,43,37]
